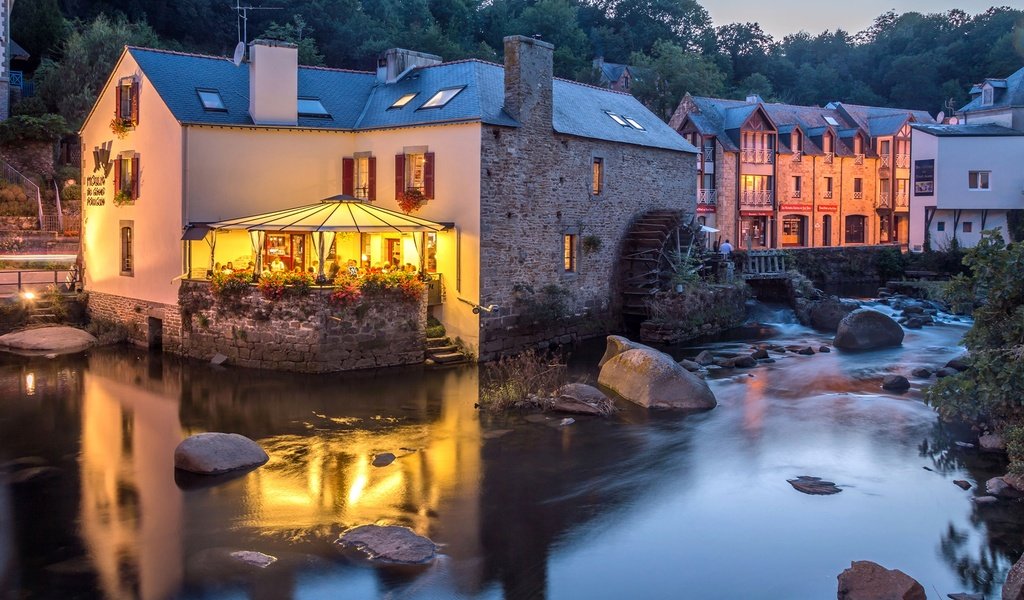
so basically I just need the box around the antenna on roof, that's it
[232,41,245,67]
[234,0,282,57]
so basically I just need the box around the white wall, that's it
[928,209,1009,248]
[932,135,1024,211]
[81,52,184,306]
[909,129,937,250]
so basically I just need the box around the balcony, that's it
[792,151,803,162]
[741,148,774,164]
[791,189,802,199]
[702,147,714,163]
[854,154,865,165]
[875,193,890,209]
[697,188,717,206]
[895,154,910,168]
[880,154,890,168]
[853,191,864,199]
[895,193,909,208]
[740,190,773,208]
[823,152,834,164]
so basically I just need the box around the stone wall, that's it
[639,284,749,344]
[87,290,182,350]
[785,245,906,284]
[0,140,56,177]
[175,282,426,372]
[477,36,697,360]
[0,216,37,231]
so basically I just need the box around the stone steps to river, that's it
[425,336,470,366]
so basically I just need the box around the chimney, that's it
[746,94,763,104]
[376,48,442,83]
[248,39,298,126]
[503,35,554,126]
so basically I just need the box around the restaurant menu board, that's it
[914,159,934,196]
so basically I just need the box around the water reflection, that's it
[2,309,1024,598]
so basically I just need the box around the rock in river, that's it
[833,309,905,351]
[787,475,842,495]
[546,383,615,416]
[337,525,437,564]
[836,560,926,600]
[174,432,269,475]
[806,298,859,332]
[881,375,910,392]
[598,343,717,411]
[910,367,932,378]
[0,326,97,355]
[1005,552,1024,600]
[372,453,396,467]
[979,433,1005,452]
[598,335,654,368]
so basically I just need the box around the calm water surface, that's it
[1,302,1021,599]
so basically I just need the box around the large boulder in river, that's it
[174,432,269,475]
[806,298,859,332]
[833,309,905,351]
[598,348,717,410]
[598,335,656,368]
[837,561,925,600]
[337,525,437,564]
[546,383,615,416]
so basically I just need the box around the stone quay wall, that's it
[0,140,56,177]
[175,281,426,372]
[639,284,749,344]
[87,290,183,351]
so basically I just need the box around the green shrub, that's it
[0,114,68,145]
[61,183,81,206]
[0,300,29,334]
[425,324,446,338]
[0,182,34,216]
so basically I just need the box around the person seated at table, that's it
[222,261,235,274]
[214,262,222,273]
[345,259,358,277]
[270,256,286,272]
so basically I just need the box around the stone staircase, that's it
[618,210,687,318]
[425,335,470,366]
[26,296,59,324]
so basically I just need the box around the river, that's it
[0,301,1021,599]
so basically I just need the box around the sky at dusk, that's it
[704,0,1003,38]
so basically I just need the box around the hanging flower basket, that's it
[109,117,131,139]
[112,189,134,206]
[397,188,428,214]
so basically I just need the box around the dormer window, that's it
[791,131,802,152]
[982,86,994,106]
[853,136,863,155]
[420,87,464,109]
[196,89,226,111]
[297,97,330,118]
[390,93,418,109]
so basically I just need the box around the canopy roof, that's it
[207,196,447,233]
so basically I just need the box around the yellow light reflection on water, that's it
[24,372,35,395]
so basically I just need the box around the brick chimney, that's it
[503,35,553,127]
[376,48,442,84]
[248,39,297,126]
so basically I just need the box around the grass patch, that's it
[479,349,566,412]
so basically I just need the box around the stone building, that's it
[78,35,696,368]
[910,66,1024,250]
[669,94,932,249]
[592,57,635,92]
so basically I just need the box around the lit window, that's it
[606,112,628,126]
[968,171,990,190]
[390,93,418,109]
[355,156,370,199]
[563,234,577,272]
[197,89,226,111]
[116,77,139,126]
[624,117,645,130]
[120,221,134,276]
[963,221,973,233]
[592,158,604,195]
[298,97,330,117]
[420,87,464,109]
[406,153,426,192]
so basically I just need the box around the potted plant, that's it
[397,188,428,214]
[109,117,131,139]
[112,189,134,206]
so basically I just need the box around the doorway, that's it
[821,215,832,246]
[146,317,163,350]
[781,215,807,247]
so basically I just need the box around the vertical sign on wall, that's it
[914,159,934,196]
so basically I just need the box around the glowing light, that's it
[25,372,36,395]
[21,291,36,300]
[348,471,368,505]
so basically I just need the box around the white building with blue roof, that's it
[79,35,697,365]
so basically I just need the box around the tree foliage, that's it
[926,232,1024,469]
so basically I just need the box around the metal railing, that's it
[823,152,834,164]
[0,160,44,230]
[853,191,864,199]
[880,154,890,167]
[53,180,64,233]
[823,190,833,199]
[740,190,773,207]
[895,153,910,168]
[854,154,865,165]
[876,193,890,208]
[792,150,803,162]
[701,147,714,162]
[895,193,909,208]
[791,189,802,198]
[697,189,717,205]
[0,268,79,297]
[741,148,774,164]
[9,71,23,89]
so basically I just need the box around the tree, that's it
[629,40,725,120]
[36,14,162,129]
[10,0,67,69]
[260,15,325,66]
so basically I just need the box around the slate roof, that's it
[122,46,693,153]
[911,123,1024,137]
[596,61,631,85]
[961,67,1024,112]
[827,102,933,136]
[10,40,29,61]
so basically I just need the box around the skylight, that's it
[606,112,628,126]
[420,87,465,109]
[824,116,839,126]
[624,117,645,131]
[606,111,645,131]
[298,97,330,118]
[196,89,226,111]
[390,93,418,109]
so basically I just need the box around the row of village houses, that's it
[76,36,1023,364]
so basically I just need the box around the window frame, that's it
[563,233,577,273]
[982,86,993,106]
[389,92,419,110]
[418,86,465,110]
[196,88,226,112]
[936,221,946,232]
[963,221,973,233]
[605,111,628,126]
[592,157,604,196]
[115,77,139,126]
[968,170,990,191]
[297,97,331,118]
[120,220,134,277]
